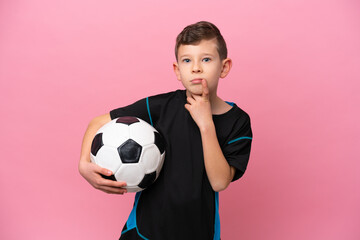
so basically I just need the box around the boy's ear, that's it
[173,62,181,81]
[220,58,232,78]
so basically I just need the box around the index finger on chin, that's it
[202,79,209,98]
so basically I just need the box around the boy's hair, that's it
[175,21,228,62]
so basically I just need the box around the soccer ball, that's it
[90,116,166,192]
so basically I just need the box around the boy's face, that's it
[173,38,231,97]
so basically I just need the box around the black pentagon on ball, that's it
[154,132,165,154]
[118,139,142,163]
[116,116,140,125]
[91,133,103,156]
[138,171,157,189]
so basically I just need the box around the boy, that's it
[79,21,252,240]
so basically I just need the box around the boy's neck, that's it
[210,95,232,115]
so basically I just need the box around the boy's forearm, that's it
[78,113,127,194]
[79,113,111,165]
[200,122,235,192]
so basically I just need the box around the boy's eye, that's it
[182,59,190,63]
[203,58,211,62]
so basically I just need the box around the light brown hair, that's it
[175,21,228,61]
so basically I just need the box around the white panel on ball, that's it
[125,186,143,192]
[115,164,145,186]
[93,146,122,173]
[102,122,129,148]
[139,144,161,174]
[156,153,166,178]
[97,119,114,133]
[129,121,155,146]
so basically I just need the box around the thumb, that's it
[184,103,191,112]
[95,165,112,176]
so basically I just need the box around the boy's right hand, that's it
[79,160,127,194]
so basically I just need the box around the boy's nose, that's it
[192,63,202,73]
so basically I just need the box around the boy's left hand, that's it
[185,79,214,131]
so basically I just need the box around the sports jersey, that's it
[110,89,252,240]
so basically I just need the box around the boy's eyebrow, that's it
[179,53,216,58]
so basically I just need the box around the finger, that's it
[90,162,112,176]
[104,179,127,188]
[191,93,201,100]
[202,79,209,99]
[184,103,191,111]
[97,175,127,187]
[94,177,127,192]
[100,185,128,194]
[99,167,113,176]
[186,97,196,104]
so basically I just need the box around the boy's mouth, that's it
[191,78,203,84]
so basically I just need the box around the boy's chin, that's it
[186,86,203,96]
[186,89,203,96]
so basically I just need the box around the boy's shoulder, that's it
[147,89,186,107]
[213,100,251,132]
[148,89,185,99]
[216,97,250,117]
[231,103,251,124]
[145,89,185,119]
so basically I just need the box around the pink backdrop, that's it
[1,0,359,239]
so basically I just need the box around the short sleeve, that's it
[110,98,152,125]
[223,113,253,182]
[109,92,168,127]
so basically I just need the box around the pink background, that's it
[1,0,359,239]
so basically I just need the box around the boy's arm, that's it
[79,113,127,194]
[184,80,235,192]
[199,123,236,191]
